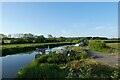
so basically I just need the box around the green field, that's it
[106,43,120,49]
[2,42,71,49]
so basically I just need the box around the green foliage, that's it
[17,63,68,79]
[37,54,50,63]
[37,54,68,64]
[74,52,87,60]
[17,57,120,79]
[88,41,119,53]
[66,68,76,78]
[37,53,68,64]
[89,41,106,50]
[36,48,88,64]
[66,59,119,78]
[72,40,80,43]
[106,43,120,49]
[66,63,92,79]
[2,42,73,56]
[111,70,119,79]
[65,46,88,59]
[78,64,92,78]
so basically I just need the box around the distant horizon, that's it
[2,2,118,38]
[0,33,117,39]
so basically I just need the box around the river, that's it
[1,45,71,78]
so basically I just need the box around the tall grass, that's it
[17,62,68,79]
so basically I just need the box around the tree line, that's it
[0,33,111,44]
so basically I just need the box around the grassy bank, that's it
[16,46,119,79]
[17,52,119,79]
[88,41,120,54]
[17,59,119,79]
[16,46,89,78]
[2,42,74,56]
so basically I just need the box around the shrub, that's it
[66,63,92,79]
[17,63,68,79]
[36,54,50,63]
[89,41,106,51]
[111,70,119,79]
[88,41,118,53]
[78,64,92,78]
[66,59,119,78]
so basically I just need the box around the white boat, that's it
[36,46,52,54]
[74,44,79,46]
[45,49,52,54]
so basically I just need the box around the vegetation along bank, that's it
[2,42,75,56]
[17,46,119,79]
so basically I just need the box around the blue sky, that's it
[2,2,118,38]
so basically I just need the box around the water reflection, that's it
[2,51,37,78]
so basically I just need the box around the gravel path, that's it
[84,49,119,66]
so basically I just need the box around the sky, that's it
[1,2,118,38]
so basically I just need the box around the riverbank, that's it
[16,46,119,79]
[2,42,75,56]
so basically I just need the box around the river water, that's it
[1,45,70,78]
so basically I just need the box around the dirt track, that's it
[84,49,119,66]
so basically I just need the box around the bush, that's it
[36,54,50,63]
[89,41,106,51]
[66,59,119,78]
[88,41,119,53]
[17,63,68,79]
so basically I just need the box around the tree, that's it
[0,34,7,39]
[23,33,34,38]
[58,36,66,42]
[48,34,53,38]
[35,35,45,43]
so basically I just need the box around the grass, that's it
[89,40,120,43]
[17,58,119,79]
[2,42,74,56]
[106,43,120,49]
[88,41,120,54]
[2,42,72,49]
[16,45,120,79]
[3,40,11,43]
[17,62,68,79]
[16,46,89,78]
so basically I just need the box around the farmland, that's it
[1,2,119,79]
[1,35,120,79]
